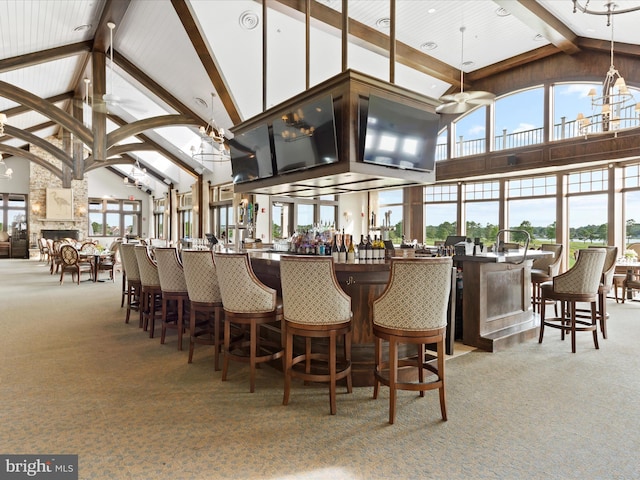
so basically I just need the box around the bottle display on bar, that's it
[357,235,365,259]
[338,231,347,263]
[332,234,340,262]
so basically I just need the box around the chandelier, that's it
[123,158,148,188]
[574,1,640,137]
[191,93,229,164]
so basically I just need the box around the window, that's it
[377,189,403,242]
[507,176,557,244]
[435,128,448,162]
[0,193,27,235]
[89,198,141,237]
[177,192,192,239]
[453,106,487,157]
[153,198,165,239]
[424,184,458,243]
[464,181,499,243]
[623,164,640,245]
[494,87,544,150]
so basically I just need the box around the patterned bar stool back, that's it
[155,247,189,350]
[135,245,162,337]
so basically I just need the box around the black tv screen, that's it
[362,95,439,172]
[229,124,274,184]
[272,95,339,174]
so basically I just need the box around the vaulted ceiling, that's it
[1,0,639,194]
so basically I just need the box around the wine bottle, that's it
[347,234,356,262]
[365,235,373,261]
[357,235,365,260]
[338,236,347,263]
[332,235,340,262]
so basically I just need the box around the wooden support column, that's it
[92,51,107,162]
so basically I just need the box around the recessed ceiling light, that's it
[420,41,438,51]
[194,97,208,108]
[533,33,545,42]
[73,24,92,32]
[376,17,391,29]
[462,60,475,68]
[496,7,510,17]
[427,8,436,14]
[239,11,259,30]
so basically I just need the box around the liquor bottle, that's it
[373,235,382,260]
[332,235,340,262]
[347,234,356,262]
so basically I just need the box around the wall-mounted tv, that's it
[272,94,339,174]
[361,94,439,172]
[229,124,274,184]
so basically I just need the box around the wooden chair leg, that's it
[592,301,600,350]
[283,328,293,406]
[388,336,398,425]
[373,337,381,400]
[329,332,337,415]
[438,338,447,421]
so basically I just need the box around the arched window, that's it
[494,87,544,150]
[452,106,487,157]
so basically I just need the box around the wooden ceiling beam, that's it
[1,93,74,117]
[0,42,92,73]
[113,50,202,122]
[93,0,132,53]
[493,0,580,55]
[270,0,460,87]
[171,0,243,125]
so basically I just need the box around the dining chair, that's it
[135,245,163,338]
[539,248,606,353]
[280,255,352,415]
[119,243,141,325]
[182,250,224,369]
[155,247,189,350]
[59,244,93,285]
[214,252,284,393]
[372,257,453,425]
[582,245,618,338]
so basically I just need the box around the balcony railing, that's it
[436,105,640,162]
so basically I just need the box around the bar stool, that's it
[181,250,224,370]
[372,257,453,425]
[584,246,618,339]
[280,255,352,415]
[155,247,189,350]
[214,252,284,393]
[539,248,606,353]
[612,273,626,303]
[135,245,163,338]
[120,244,141,325]
[530,244,563,314]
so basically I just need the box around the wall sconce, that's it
[343,211,352,224]
[193,205,199,214]
[31,203,41,214]
[77,205,87,216]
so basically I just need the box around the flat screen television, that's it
[229,124,274,184]
[361,94,439,172]
[272,94,339,174]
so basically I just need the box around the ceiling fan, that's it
[436,26,495,115]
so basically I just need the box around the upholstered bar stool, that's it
[531,244,563,314]
[372,257,453,425]
[584,246,618,339]
[182,250,224,370]
[120,243,141,324]
[539,248,606,353]
[214,252,284,393]
[155,247,189,350]
[280,256,352,415]
[135,245,163,338]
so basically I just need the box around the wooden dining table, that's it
[79,250,113,282]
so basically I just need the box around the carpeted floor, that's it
[1,258,639,480]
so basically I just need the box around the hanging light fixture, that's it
[436,26,495,114]
[123,157,148,188]
[575,1,640,137]
[190,93,229,165]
